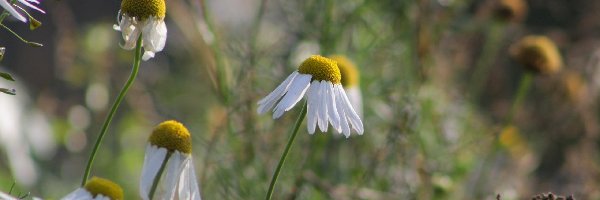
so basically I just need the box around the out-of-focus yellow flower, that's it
[494,0,527,22]
[499,125,528,157]
[561,71,588,105]
[510,35,562,75]
[329,55,362,117]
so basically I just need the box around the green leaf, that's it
[0,72,15,81]
[0,88,16,95]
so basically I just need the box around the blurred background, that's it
[0,0,599,199]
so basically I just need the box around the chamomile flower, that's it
[257,55,364,137]
[62,177,124,200]
[114,0,167,61]
[0,0,44,23]
[329,55,362,117]
[140,120,201,200]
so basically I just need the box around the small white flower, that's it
[140,120,201,200]
[0,0,44,23]
[258,55,364,137]
[61,177,123,200]
[114,0,167,61]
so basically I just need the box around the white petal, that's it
[337,85,364,134]
[306,81,319,134]
[142,18,167,53]
[142,51,155,61]
[272,74,311,119]
[257,72,299,114]
[17,0,44,13]
[317,81,328,132]
[160,152,187,200]
[0,0,26,22]
[325,82,341,132]
[345,86,363,118]
[61,188,93,200]
[335,88,351,137]
[177,158,202,200]
[140,145,168,200]
[93,194,110,200]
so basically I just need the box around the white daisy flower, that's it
[329,55,363,117]
[140,120,201,200]
[257,55,364,137]
[113,0,167,61]
[0,0,44,23]
[62,176,123,200]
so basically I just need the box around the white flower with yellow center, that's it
[258,55,364,137]
[329,55,362,117]
[62,176,124,200]
[114,0,167,61]
[140,120,201,200]
[0,0,44,23]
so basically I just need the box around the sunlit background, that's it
[1,0,599,199]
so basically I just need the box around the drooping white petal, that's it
[92,194,111,200]
[325,82,341,132]
[177,158,202,200]
[0,0,26,22]
[118,16,140,50]
[345,86,363,117]
[61,188,93,200]
[317,81,329,132]
[335,90,351,137]
[140,145,168,200]
[142,18,167,53]
[336,85,364,134]
[272,73,311,119]
[257,72,299,114]
[306,81,319,134]
[17,0,44,13]
[159,151,186,200]
[142,51,155,61]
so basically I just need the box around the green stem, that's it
[265,102,307,200]
[469,22,504,99]
[507,72,533,124]
[80,35,143,186]
[149,152,172,200]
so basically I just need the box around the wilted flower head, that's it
[140,120,201,200]
[62,176,124,200]
[114,0,167,60]
[0,0,44,23]
[510,35,562,75]
[329,55,362,116]
[494,0,527,22]
[257,55,364,137]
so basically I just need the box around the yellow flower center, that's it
[84,177,124,200]
[329,55,359,87]
[510,35,562,74]
[149,120,192,154]
[298,55,341,84]
[121,0,166,20]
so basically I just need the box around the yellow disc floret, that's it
[84,177,124,200]
[329,55,360,87]
[298,55,341,84]
[509,35,562,75]
[149,120,192,154]
[121,0,166,20]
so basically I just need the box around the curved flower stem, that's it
[80,35,143,186]
[149,152,172,200]
[265,102,307,200]
[507,72,533,124]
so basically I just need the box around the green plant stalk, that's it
[149,152,172,200]
[80,35,143,186]
[507,72,533,124]
[469,22,504,99]
[265,102,307,200]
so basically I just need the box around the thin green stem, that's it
[265,102,307,200]
[469,22,504,99]
[0,23,41,46]
[80,35,143,186]
[149,152,172,200]
[507,72,533,124]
